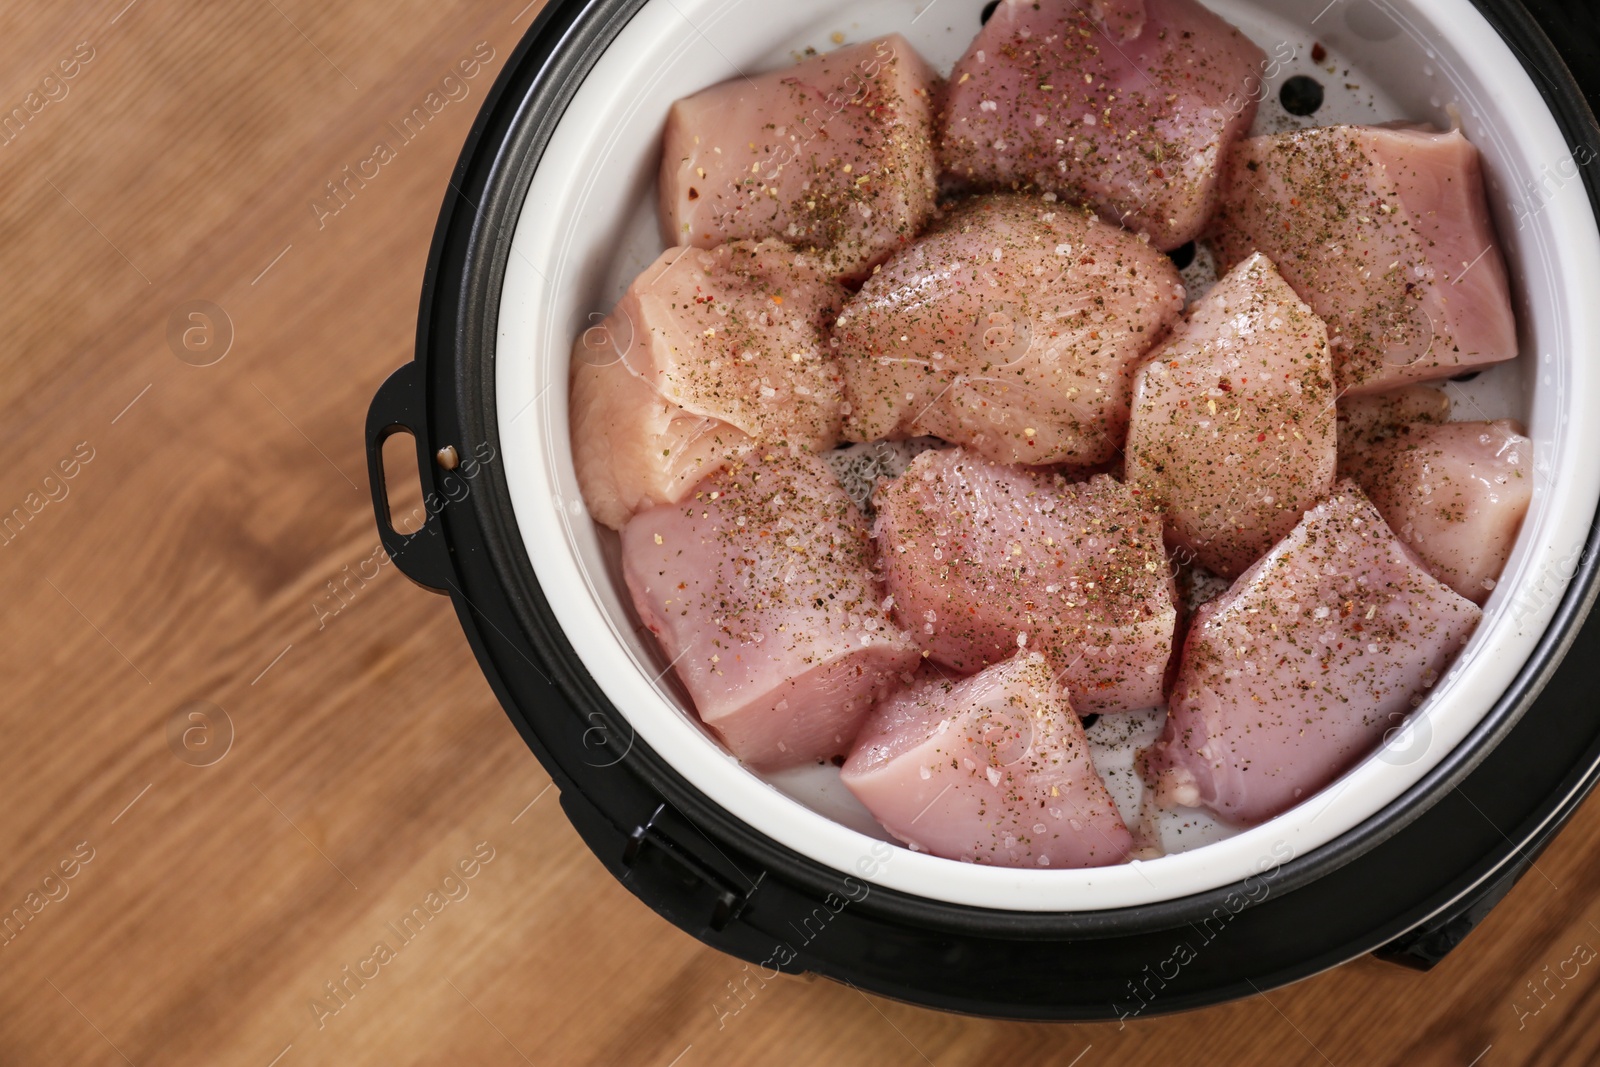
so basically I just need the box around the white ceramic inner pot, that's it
[496,0,1600,911]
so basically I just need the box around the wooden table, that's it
[2,1,1597,1063]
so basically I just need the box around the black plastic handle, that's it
[365,362,453,593]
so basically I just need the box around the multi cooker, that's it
[366,0,1600,1017]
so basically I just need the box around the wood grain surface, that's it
[1,1,1597,1064]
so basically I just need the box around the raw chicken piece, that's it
[1087,0,1147,41]
[874,449,1176,713]
[1342,420,1531,604]
[1146,481,1481,825]
[571,240,847,530]
[660,36,940,284]
[1125,253,1338,578]
[1212,124,1518,394]
[1337,386,1451,453]
[841,653,1132,868]
[835,194,1185,466]
[622,451,920,769]
[939,0,1267,250]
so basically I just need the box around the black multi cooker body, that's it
[364,0,1600,1019]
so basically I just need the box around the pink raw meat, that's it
[874,448,1176,713]
[1125,253,1338,578]
[1212,124,1518,394]
[841,653,1132,868]
[1146,481,1481,825]
[1342,420,1532,604]
[1088,0,1148,42]
[660,36,940,284]
[622,451,921,769]
[571,240,847,530]
[939,0,1268,250]
[836,194,1184,466]
[1338,385,1452,453]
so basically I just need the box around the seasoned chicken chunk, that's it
[1337,385,1452,453]
[1212,124,1518,393]
[842,654,1132,868]
[571,240,846,530]
[1126,253,1338,578]
[622,451,921,770]
[874,448,1176,713]
[939,0,1267,249]
[660,35,940,283]
[1087,0,1148,41]
[836,194,1184,466]
[1342,420,1531,604]
[1146,481,1481,825]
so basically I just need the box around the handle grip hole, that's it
[380,428,428,535]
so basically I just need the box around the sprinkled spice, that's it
[938,0,1267,249]
[834,193,1185,466]
[1146,482,1482,824]
[873,448,1176,715]
[660,36,941,283]
[569,239,852,530]
[840,653,1132,867]
[621,450,921,769]
[1335,385,1451,456]
[1124,253,1338,578]
[1211,124,1517,392]
[1339,418,1531,604]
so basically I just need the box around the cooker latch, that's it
[1373,809,1564,970]
[621,802,766,933]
